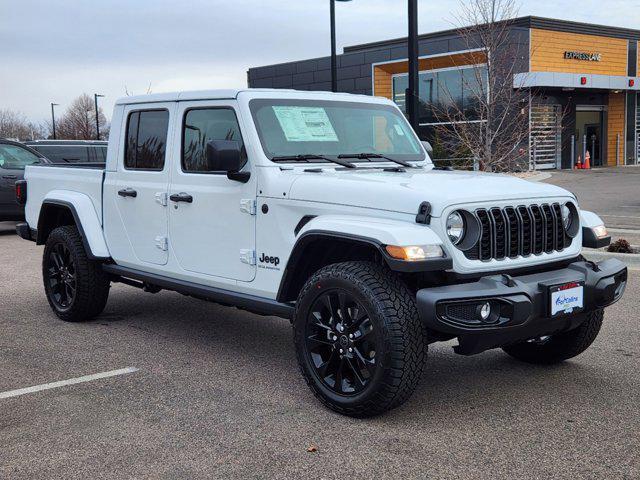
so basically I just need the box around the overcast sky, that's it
[1,0,638,123]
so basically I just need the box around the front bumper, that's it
[416,259,627,355]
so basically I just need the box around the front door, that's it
[575,108,605,167]
[585,123,603,167]
[103,103,175,266]
[167,101,256,282]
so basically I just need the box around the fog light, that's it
[477,302,491,321]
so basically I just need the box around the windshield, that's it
[0,144,42,170]
[249,99,425,162]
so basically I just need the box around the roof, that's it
[115,89,241,105]
[114,88,377,105]
[344,16,640,53]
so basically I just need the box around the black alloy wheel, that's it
[47,242,77,309]
[305,289,378,396]
[43,225,110,322]
[294,261,426,417]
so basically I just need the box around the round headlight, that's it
[446,211,465,245]
[561,204,573,230]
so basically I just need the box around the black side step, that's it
[102,264,294,319]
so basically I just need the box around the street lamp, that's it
[50,103,59,140]
[94,93,104,140]
[330,0,352,93]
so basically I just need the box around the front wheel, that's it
[43,225,110,322]
[502,309,604,364]
[293,261,426,417]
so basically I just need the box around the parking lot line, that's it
[0,367,139,400]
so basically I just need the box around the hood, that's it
[288,168,572,216]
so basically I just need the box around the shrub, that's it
[607,239,633,253]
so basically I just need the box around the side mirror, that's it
[421,141,433,156]
[206,140,250,182]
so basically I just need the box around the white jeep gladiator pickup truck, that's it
[16,89,627,417]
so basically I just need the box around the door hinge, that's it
[239,249,256,265]
[155,236,168,251]
[240,199,257,215]
[155,192,168,206]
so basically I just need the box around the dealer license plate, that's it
[549,282,584,317]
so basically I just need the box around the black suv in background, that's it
[0,139,49,221]
[24,140,107,164]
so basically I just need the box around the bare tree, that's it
[55,94,109,140]
[0,109,46,140]
[430,0,531,171]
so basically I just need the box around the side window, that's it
[182,108,244,173]
[125,110,169,170]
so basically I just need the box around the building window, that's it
[125,110,169,170]
[182,108,245,173]
[392,65,488,125]
[628,41,638,77]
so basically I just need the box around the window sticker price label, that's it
[273,106,339,142]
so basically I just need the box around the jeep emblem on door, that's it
[259,253,280,267]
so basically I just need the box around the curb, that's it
[581,249,640,270]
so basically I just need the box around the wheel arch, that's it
[36,194,110,260]
[277,231,386,303]
[277,224,451,303]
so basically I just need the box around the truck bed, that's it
[24,164,106,228]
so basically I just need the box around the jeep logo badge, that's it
[259,253,280,267]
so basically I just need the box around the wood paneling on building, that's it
[530,29,628,76]
[607,92,626,166]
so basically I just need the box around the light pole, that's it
[330,0,352,93]
[406,0,419,131]
[50,103,59,140]
[94,93,104,140]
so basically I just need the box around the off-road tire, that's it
[502,309,604,364]
[293,261,426,417]
[43,225,110,322]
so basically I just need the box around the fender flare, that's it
[37,191,110,260]
[277,215,452,302]
[580,209,611,248]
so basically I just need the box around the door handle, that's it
[118,188,137,198]
[2,175,17,180]
[169,192,193,203]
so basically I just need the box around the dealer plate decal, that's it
[550,283,584,316]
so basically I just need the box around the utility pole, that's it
[406,0,419,131]
[94,94,104,140]
[50,103,59,140]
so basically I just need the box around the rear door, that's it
[103,103,175,266]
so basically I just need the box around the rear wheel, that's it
[502,309,604,364]
[293,261,426,417]
[43,225,110,322]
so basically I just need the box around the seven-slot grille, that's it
[464,203,571,261]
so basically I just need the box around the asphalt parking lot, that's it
[1,221,639,479]
[544,166,640,231]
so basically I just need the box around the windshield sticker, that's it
[272,106,339,142]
